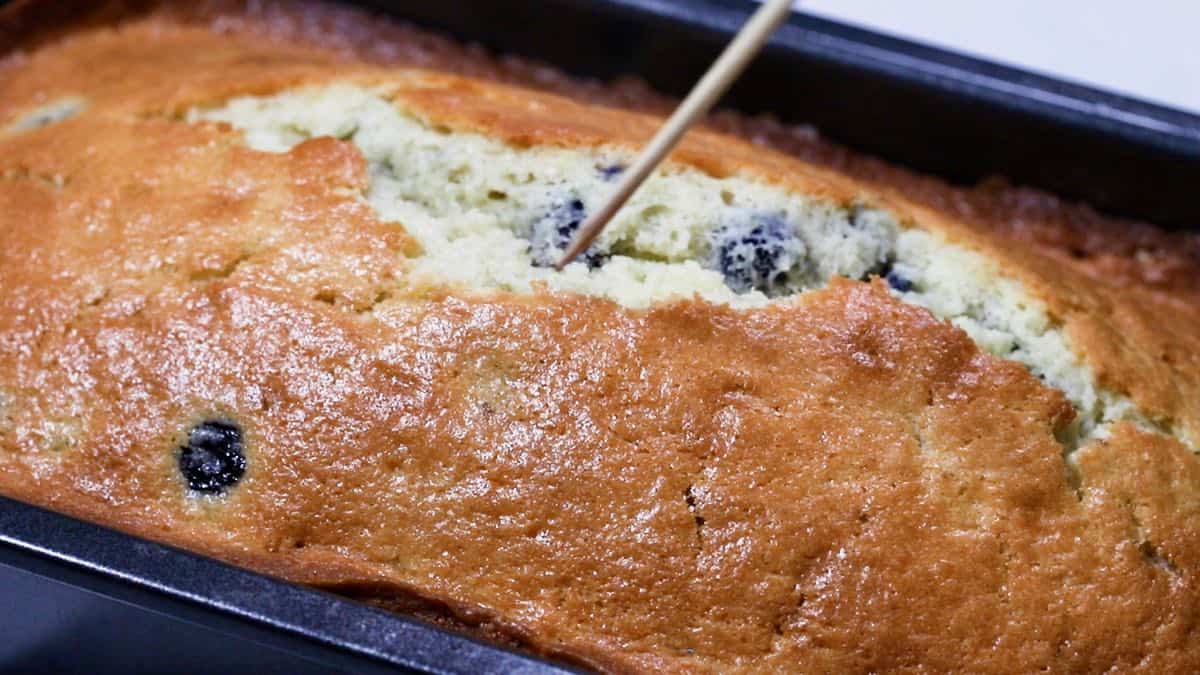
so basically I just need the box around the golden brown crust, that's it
[1,2,1199,672]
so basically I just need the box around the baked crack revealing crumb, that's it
[2,2,1200,673]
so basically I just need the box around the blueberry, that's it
[528,196,608,269]
[598,164,626,181]
[706,213,805,296]
[885,270,914,292]
[871,260,914,292]
[178,420,246,494]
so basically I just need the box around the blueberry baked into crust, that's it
[2,2,1200,672]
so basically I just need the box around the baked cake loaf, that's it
[2,1,1200,672]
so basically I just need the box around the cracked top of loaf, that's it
[1,1,1199,672]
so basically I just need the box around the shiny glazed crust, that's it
[1,2,1199,672]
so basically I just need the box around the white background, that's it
[796,0,1199,113]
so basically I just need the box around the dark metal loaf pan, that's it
[1,1,1198,673]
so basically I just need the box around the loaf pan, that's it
[2,0,1199,673]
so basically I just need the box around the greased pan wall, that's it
[0,0,1197,673]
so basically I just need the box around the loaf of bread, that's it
[2,1,1199,672]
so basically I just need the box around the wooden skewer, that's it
[555,0,796,270]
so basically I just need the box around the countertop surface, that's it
[798,0,1199,114]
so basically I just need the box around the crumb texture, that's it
[1,3,1199,673]
[191,85,898,308]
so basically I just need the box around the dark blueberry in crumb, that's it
[529,196,609,269]
[885,270,914,292]
[598,164,626,181]
[874,260,913,292]
[706,213,805,296]
[178,420,246,494]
